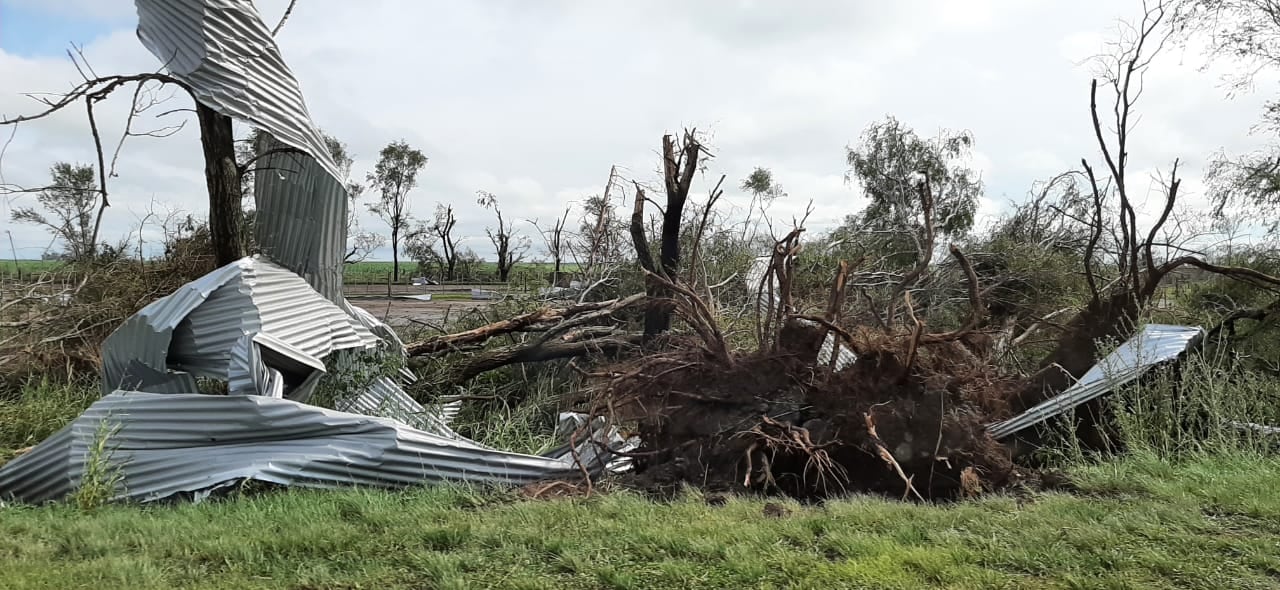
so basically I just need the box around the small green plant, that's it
[309,345,407,411]
[1109,352,1280,458]
[71,417,124,511]
[448,369,571,455]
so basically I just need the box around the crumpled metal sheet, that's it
[101,257,377,398]
[252,132,350,303]
[0,0,636,506]
[0,392,624,505]
[988,324,1204,440]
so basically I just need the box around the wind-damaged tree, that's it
[1017,2,1280,441]
[366,140,427,282]
[844,116,982,239]
[477,191,528,282]
[1169,0,1280,228]
[531,208,571,286]
[575,166,626,276]
[829,117,984,323]
[11,163,100,263]
[740,166,787,241]
[407,204,461,281]
[631,129,709,339]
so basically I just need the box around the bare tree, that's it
[11,163,99,262]
[531,208,571,286]
[477,191,528,282]
[0,64,190,263]
[630,129,709,338]
[366,140,427,281]
[408,203,461,281]
[1019,2,1280,429]
[575,166,625,274]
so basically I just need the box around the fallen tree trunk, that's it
[406,293,645,357]
[448,333,644,384]
[405,293,648,384]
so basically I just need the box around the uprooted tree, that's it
[398,3,1280,502]
[1011,2,1280,442]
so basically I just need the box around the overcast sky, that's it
[0,0,1273,261]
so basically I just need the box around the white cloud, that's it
[0,0,1272,262]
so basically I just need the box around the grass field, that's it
[0,259,578,285]
[1,453,1278,589]
[0,260,66,278]
[344,261,578,284]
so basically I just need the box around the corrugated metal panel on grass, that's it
[0,392,622,505]
[987,324,1204,440]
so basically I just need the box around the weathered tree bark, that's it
[447,333,643,384]
[196,103,243,266]
[391,225,401,283]
[631,132,702,340]
[406,294,643,356]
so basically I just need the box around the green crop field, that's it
[0,260,67,278]
[344,260,579,284]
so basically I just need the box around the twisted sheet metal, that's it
[134,0,339,179]
[988,324,1204,440]
[0,392,623,505]
[101,257,376,398]
[0,0,638,506]
[252,132,349,303]
[136,1,354,304]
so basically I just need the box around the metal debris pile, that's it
[0,0,630,504]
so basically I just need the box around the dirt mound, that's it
[601,321,1027,501]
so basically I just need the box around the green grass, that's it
[0,259,66,278]
[1,453,1278,589]
[0,378,98,460]
[344,261,580,284]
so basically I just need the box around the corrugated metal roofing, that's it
[0,0,638,505]
[0,392,625,504]
[102,257,376,398]
[988,324,1204,440]
[252,132,349,304]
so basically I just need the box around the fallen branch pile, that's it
[404,293,646,384]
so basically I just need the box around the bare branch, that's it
[272,0,301,36]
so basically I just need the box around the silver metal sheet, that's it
[0,392,624,505]
[988,324,1204,440]
[252,133,349,304]
[0,0,642,507]
[102,257,377,399]
[134,0,340,179]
